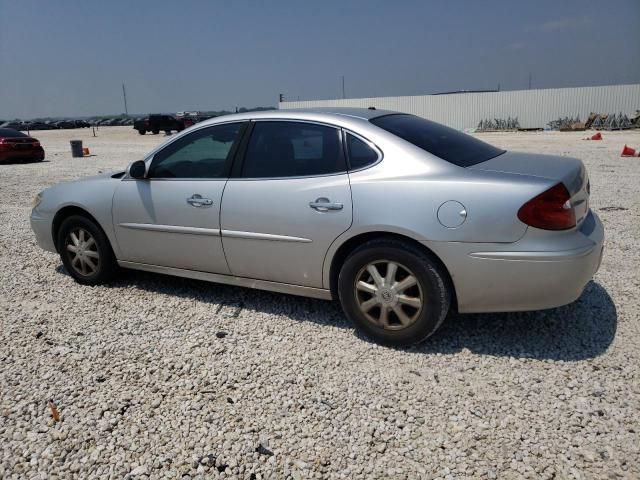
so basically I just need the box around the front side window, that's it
[370,114,505,167]
[241,121,345,178]
[346,133,379,170]
[149,123,243,178]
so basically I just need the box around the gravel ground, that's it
[1,126,639,479]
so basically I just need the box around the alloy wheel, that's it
[354,260,423,330]
[65,228,100,276]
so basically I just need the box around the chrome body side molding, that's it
[119,223,220,236]
[220,229,312,243]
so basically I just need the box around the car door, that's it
[220,120,353,288]
[112,122,246,273]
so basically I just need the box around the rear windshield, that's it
[370,114,505,167]
[0,128,27,137]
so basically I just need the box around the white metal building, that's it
[279,84,640,130]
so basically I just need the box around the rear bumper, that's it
[428,211,605,313]
[30,210,57,253]
[0,147,44,162]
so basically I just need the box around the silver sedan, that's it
[30,108,604,345]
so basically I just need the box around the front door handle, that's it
[187,194,213,208]
[309,197,344,212]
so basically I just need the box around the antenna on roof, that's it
[368,106,376,110]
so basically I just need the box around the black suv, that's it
[133,115,185,135]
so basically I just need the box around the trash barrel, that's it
[70,140,83,158]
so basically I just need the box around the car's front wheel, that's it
[137,129,146,135]
[338,238,451,346]
[57,215,118,285]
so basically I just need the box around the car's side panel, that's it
[118,260,332,300]
[425,210,604,312]
[112,179,230,274]
[346,161,553,242]
[221,174,353,288]
[33,174,123,257]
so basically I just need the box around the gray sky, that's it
[1,0,639,119]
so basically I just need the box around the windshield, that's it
[371,114,505,167]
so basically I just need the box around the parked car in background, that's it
[134,114,185,135]
[0,128,45,163]
[30,108,604,346]
[26,121,54,131]
[182,117,196,129]
[53,120,76,129]
[0,122,26,131]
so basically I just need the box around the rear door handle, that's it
[309,197,344,212]
[187,194,213,208]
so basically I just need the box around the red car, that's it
[0,128,45,163]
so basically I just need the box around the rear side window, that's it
[370,114,505,167]
[242,121,345,178]
[346,133,379,170]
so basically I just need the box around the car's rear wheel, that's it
[152,130,159,135]
[138,129,146,135]
[338,238,451,346]
[57,215,118,285]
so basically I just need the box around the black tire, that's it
[338,238,451,346]
[138,129,146,135]
[152,130,160,135]
[57,215,118,286]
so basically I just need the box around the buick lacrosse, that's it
[31,108,604,345]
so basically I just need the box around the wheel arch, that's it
[51,206,109,253]
[326,230,457,308]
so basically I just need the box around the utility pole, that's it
[122,83,128,116]
[341,75,346,99]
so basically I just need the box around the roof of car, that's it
[0,128,27,137]
[284,107,398,120]
[197,107,400,128]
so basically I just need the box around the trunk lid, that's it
[470,151,590,226]
[0,137,39,152]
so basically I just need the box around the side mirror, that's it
[129,160,147,179]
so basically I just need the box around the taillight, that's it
[517,183,576,230]
[32,141,40,147]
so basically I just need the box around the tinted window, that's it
[370,114,505,167]
[0,128,27,137]
[346,133,379,170]
[149,123,243,178]
[242,122,344,178]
